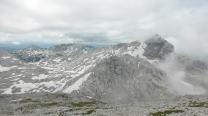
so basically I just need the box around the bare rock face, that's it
[1,34,208,105]
[144,35,174,60]
[77,55,173,104]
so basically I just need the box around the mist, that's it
[157,53,207,95]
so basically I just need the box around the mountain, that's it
[0,35,207,104]
[74,55,172,104]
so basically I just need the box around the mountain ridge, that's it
[0,35,207,104]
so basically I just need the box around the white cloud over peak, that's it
[0,0,208,57]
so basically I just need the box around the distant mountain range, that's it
[0,35,208,104]
[0,42,54,51]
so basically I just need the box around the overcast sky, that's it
[0,0,208,57]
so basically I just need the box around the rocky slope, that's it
[0,35,208,104]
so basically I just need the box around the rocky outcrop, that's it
[144,35,174,59]
[76,55,173,104]
[1,34,207,105]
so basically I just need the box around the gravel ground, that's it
[0,94,208,116]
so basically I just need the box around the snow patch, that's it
[39,81,60,89]
[32,74,48,80]
[53,58,62,63]
[0,65,16,72]
[2,80,36,94]
[2,56,11,59]
[138,42,147,59]
[63,72,91,93]
[122,42,146,58]
[71,64,93,78]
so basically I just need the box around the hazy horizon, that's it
[0,0,208,58]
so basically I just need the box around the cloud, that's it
[156,54,206,95]
[157,54,206,95]
[11,41,21,45]
[0,0,208,57]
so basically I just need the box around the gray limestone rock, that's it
[77,55,173,104]
[144,34,174,59]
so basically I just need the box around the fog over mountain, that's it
[1,35,208,115]
[0,35,203,96]
[1,0,208,116]
[1,0,208,58]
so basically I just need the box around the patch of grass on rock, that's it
[19,98,40,103]
[16,101,60,113]
[150,109,184,116]
[71,101,96,107]
[188,101,208,108]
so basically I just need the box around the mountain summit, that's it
[143,34,174,59]
[0,35,207,104]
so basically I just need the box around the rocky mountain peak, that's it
[143,34,174,59]
[1,34,207,105]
